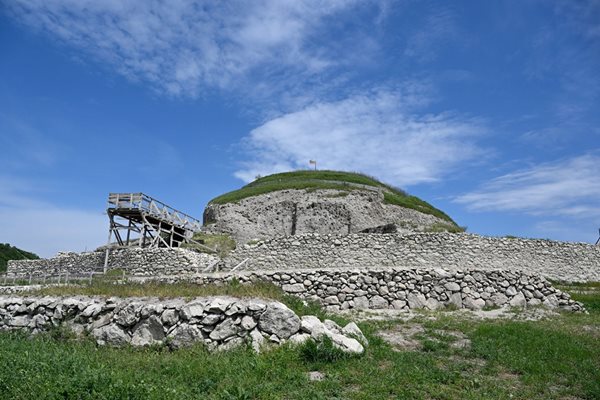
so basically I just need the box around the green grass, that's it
[423,222,467,233]
[182,233,237,258]
[30,280,287,302]
[208,170,456,224]
[0,243,39,273]
[1,282,597,399]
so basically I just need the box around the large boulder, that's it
[258,303,301,339]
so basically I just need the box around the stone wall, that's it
[7,248,219,276]
[0,267,583,312]
[224,233,600,282]
[154,267,581,313]
[0,295,364,353]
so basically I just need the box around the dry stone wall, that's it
[147,268,583,313]
[7,248,219,276]
[225,233,600,282]
[0,295,364,353]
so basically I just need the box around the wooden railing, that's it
[108,193,202,231]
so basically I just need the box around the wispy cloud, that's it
[403,6,459,62]
[455,154,600,217]
[234,87,486,186]
[4,0,371,98]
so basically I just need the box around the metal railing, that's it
[0,269,106,286]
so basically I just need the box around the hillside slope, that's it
[202,170,461,243]
[0,243,39,272]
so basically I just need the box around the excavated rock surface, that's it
[202,189,450,243]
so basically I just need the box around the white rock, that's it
[131,316,165,346]
[323,319,342,333]
[168,323,203,348]
[444,282,461,292]
[448,292,463,308]
[161,309,179,326]
[289,333,311,345]
[240,315,257,330]
[249,329,266,353]
[180,303,205,320]
[282,283,305,293]
[202,313,222,325]
[464,297,486,310]
[509,293,527,307]
[342,322,368,345]
[407,293,427,309]
[425,298,442,310]
[209,318,240,341]
[92,324,130,346]
[258,303,300,339]
[353,296,369,309]
[81,303,102,318]
[369,295,389,309]
[329,333,364,354]
[300,315,323,334]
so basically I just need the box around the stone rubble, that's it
[0,295,366,354]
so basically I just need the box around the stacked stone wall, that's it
[143,267,582,312]
[0,268,583,312]
[225,233,600,282]
[0,295,364,352]
[7,248,218,276]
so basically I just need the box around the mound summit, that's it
[201,170,461,243]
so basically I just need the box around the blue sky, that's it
[1,0,599,257]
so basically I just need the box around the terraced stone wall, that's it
[7,248,218,276]
[224,233,600,282]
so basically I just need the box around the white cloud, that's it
[4,0,367,97]
[455,154,600,217]
[234,88,485,186]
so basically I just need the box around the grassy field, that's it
[0,282,598,399]
[208,170,456,224]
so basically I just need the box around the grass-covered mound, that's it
[209,170,456,224]
[0,243,39,273]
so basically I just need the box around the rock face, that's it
[0,296,365,353]
[202,189,450,244]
